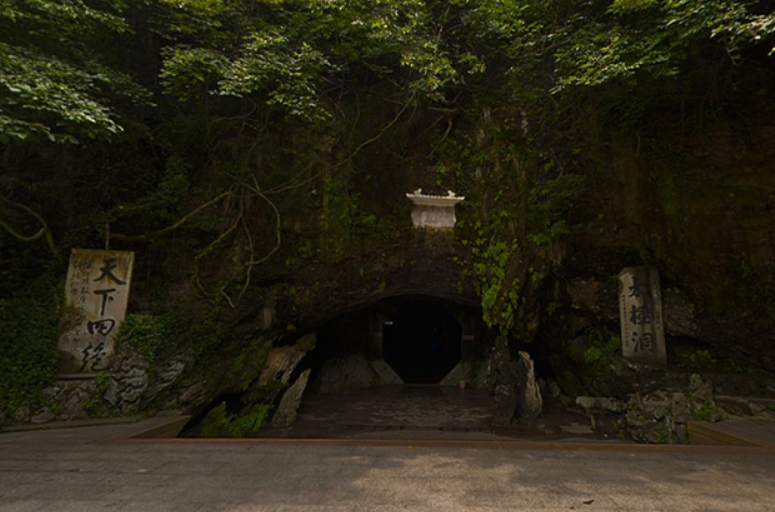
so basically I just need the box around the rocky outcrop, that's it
[515,351,543,423]
[311,354,402,394]
[488,338,543,425]
[271,369,311,428]
[258,333,316,387]
[105,367,148,412]
[575,374,728,443]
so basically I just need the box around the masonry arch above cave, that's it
[298,294,482,391]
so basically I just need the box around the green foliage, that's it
[527,174,585,247]
[686,349,717,371]
[154,0,485,121]
[79,371,119,417]
[120,291,231,370]
[692,401,724,422]
[230,335,275,392]
[1,0,773,405]
[583,329,621,368]
[120,313,178,367]
[108,158,192,232]
[0,274,60,417]
[473,239,521,332]
[190,303,228,364]
[0,0,148,143]
[200,401,271,438]
[464,0,775,90]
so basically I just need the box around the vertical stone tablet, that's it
[58,249,135,375]
[619,266,666,363]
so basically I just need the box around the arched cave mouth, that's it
[382,300,462,384]
[297,295,477,390]
[182,295,492,438]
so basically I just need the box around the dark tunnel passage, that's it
[382,300,462,384]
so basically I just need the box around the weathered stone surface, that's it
[30,409,55,424]
[258,333,316,386]
[689,373,713,402]
[489,338,543,425]
[491,338,518,425]
[370,359,404,386]
[715,396,754,417]
[567,277,618,321]
[576,396,627,413]
[259,306,276,330]
[618,266,666,363]
[102,342,150,413]
[515,351,543,423]
[575,373,733,444]
[271,369,311,428]
[105,367,149,410]
[312,354,381,394]
[663,287,698,338]
[38,380,99,422]
[539,379,562,399]
[154,359,186,392]
[439,362,466,387]
[58,249,135,374]
[11,404,31,423]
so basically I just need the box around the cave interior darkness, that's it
[382,300,462,384]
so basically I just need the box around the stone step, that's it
[688,418,775,446]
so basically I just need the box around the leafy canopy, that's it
[2,0,772,141]
[0,0,147,143]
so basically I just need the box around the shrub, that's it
[0,275,61,417]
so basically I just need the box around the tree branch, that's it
[0,195,63,264]
[110,190,233,242]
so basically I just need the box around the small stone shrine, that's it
[58,249,135,375]
[618,266,666,363]
[406,189,464,229]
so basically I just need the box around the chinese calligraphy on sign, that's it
[58,249,134,374]
[618,266,666,363]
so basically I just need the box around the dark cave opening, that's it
[382,300,462,384]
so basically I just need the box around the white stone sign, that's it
[406,189,464,229]
[618,266,666,363]
[58,249,135,374]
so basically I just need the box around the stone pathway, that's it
[285,385,495,438]
[281,385,600,442]
[2,421,775,511]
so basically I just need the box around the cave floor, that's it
[273,385,607,442]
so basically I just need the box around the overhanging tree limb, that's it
[110,190,234,242]
[0,195,63,264]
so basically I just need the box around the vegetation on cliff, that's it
[1,0,774,415]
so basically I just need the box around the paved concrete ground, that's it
[2,421,775,511]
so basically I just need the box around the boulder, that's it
[271,369,311,428]
[154,359,186,391]
[663,288,698,338]
[258,333,316,386]
[576,396,627,413]
[515,351,543,423]
[312,354,381,394]
[105,366,149,412]
[491,338,543,425]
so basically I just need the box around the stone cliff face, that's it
[4,67,775,440]
[559,121,775,372]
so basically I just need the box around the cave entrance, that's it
[382,300,462,384]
